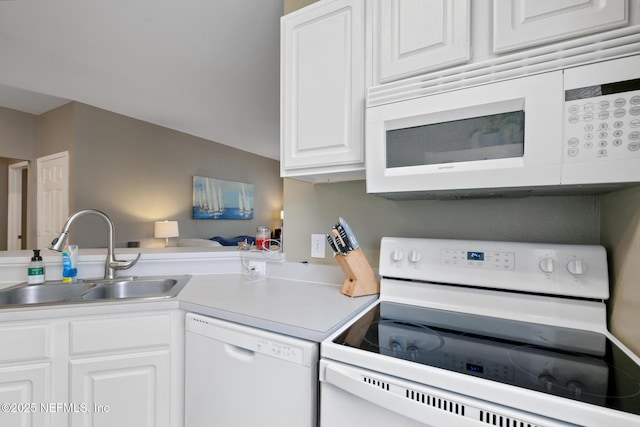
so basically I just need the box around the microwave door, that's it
[385,111,525,168]
[366,70,564,195]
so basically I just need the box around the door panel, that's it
[37,152,69,250]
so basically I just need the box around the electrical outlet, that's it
[311,234,325,258]
[247,260,267,276]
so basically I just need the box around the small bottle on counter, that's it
[27,249,46,284]
[256,226,270,250]
[62,245,78,283]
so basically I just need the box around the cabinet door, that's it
[372,0,470,84]
[69,351,170,427]
[281,0,365,180]
[493,0,628,53]
[0,364,50,427]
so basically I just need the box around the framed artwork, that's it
[193,176,254,219]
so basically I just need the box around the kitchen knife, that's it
[331,229,348,255]
[326,234,339,255]
[338,217,359,249]
[334,224,353,252]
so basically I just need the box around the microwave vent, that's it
[368,25,640,108]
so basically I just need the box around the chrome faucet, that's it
[49,209,141,280]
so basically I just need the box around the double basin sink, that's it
[0,275,191,308]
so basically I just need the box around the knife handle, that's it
[331,229,347,255]
[335,225,352,251]
[326,234,338,255]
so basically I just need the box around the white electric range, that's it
[320,237,640,427]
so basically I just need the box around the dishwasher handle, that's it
[224,343,255,362]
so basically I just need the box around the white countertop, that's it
[179,274,378,341]
[0,249,379,342]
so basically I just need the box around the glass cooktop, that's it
[333,301,640,417]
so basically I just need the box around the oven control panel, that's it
[440,249,516,271]
[380,237,609,299]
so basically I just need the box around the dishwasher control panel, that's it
[185,313,317,367]
[256,339,303,363]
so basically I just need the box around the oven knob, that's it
[391,248,404,262]
[390,341,402,356]
[567,259,586,276]
[538,258,556,274]
[407,345,419,361]
[538,373,556,391]
[409,249,422,264]
[566,380,585,398]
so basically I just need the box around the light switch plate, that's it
[311,234,325,258]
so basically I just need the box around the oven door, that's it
[365,71,564,196]
[319,359,574,427]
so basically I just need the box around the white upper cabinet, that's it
[493,0,628,53]
[281,0,366,182]
[371,0,470,84]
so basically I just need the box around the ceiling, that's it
[0,0,284,160]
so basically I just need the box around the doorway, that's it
[7,160,29,250]
[37,151,69,250]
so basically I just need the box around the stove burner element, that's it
[508,344,640,401]
[365,320,444,362]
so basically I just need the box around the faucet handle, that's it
[111,253,142,271]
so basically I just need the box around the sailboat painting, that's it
[193,176,254,220]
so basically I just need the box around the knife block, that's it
[334,247,379,297]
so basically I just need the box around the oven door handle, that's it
[322,361,570,427]
[323,361,481,426]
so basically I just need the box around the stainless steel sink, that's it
[0,275,190,307]
[0,282,96,305]
[81,277,184,300]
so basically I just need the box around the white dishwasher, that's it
[185,313,319,426]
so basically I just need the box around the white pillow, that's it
[177,238,223,247]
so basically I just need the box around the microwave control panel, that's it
[562,54,640,185]
[564,84,640,162]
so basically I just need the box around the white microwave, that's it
[365,54,640,197]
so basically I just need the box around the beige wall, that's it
[284,0,317,14]
[0,107,38,248]
[38,102,76,216]
[601,185,640,355]
[71,103,282,248]
[283,179,601,266]
[38,102,75,157]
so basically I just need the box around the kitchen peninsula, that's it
[0,248,377,427]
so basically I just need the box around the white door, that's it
[69,352,171,427]
[7,161,29,250]
[372,0,470,84]
[0,364,50,427]
[280,0,366,177]
[493,0,628,53]
[37,152,69,250]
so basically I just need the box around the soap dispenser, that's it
[28,249,46,284]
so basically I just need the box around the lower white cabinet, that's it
[69,351,170,427]
[0,322,51,427]
[0,310,181,427]
[0,364,50,427]
[68,313,174,427]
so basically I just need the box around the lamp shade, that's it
[154,220,179,238]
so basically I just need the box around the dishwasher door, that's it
[185,313,319,427]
